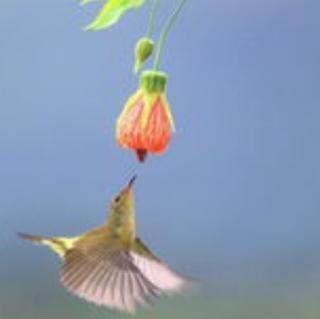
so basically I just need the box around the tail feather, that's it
[17,232,47,244]
[17,232,72,258]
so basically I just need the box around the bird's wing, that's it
[60,245,161,313]
[131,237,191,294]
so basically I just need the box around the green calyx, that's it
[140,70,167,94]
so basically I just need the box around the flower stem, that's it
[153,0,188,70]
[146,0,161,38]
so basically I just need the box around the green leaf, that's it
[85,0,145,31]
[80,0,102,5]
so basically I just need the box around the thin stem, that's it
[146,0,161,38]
[153,0,188,70]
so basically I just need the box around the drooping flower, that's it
[133,37,154,74]
[116,70,175,162]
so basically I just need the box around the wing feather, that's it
[60,246,160,313]
[132,238,191,294]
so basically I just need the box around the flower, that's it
[116,70,175,162]
[133,37,154,74]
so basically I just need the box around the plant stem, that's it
[146,0,161,38]
[153,0,188,70]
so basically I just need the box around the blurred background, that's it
[1,0,320,318]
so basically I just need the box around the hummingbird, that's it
[18,176,190,313]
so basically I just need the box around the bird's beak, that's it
[126,175,137,191]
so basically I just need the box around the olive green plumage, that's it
[18,177,189,313]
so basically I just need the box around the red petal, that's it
[117,94,145,150]
[142,96,172,154]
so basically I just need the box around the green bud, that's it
[133,37,154,74]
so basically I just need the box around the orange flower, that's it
[116,70,175,162]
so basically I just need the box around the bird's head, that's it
[110,176,136,214]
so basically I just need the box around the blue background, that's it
[1,0,320,318]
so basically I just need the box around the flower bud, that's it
[133,37,154,74]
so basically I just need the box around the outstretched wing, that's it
[131,238,191,294]
[60,245,160,313]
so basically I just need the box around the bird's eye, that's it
[114,195,121,203]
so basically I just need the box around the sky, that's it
[1,0,320,318]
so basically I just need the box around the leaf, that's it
[80,0,102,5]
[85,0,145,31]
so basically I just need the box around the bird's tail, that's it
[18,232,47,244]
[17,232,74,258]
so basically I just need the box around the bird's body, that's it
[19,177,189,313]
